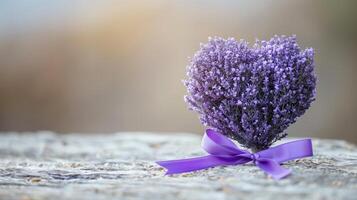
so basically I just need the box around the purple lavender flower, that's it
[184,35,316,151]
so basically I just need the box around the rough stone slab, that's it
[0,132,356,200]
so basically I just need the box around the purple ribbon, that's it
[156,129,313,180]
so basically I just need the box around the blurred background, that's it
[0,0,356,143]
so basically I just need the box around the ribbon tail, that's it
[156,155,240,175]
[256,158,292,180]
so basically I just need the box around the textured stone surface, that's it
[0,132,356,200]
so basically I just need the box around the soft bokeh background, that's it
[1,0,356,143]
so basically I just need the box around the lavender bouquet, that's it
[157,35,316,179]
[184,35,316,151]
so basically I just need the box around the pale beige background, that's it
[0,0,356,143]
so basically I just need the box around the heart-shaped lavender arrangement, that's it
[184,35,316,152]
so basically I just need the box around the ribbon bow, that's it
[156,129,313,179]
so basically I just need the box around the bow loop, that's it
[202,129,248,156]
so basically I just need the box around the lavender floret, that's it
[184,35,317,151]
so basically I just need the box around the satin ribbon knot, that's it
[156,129,313,180]
[249,153,259,164]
